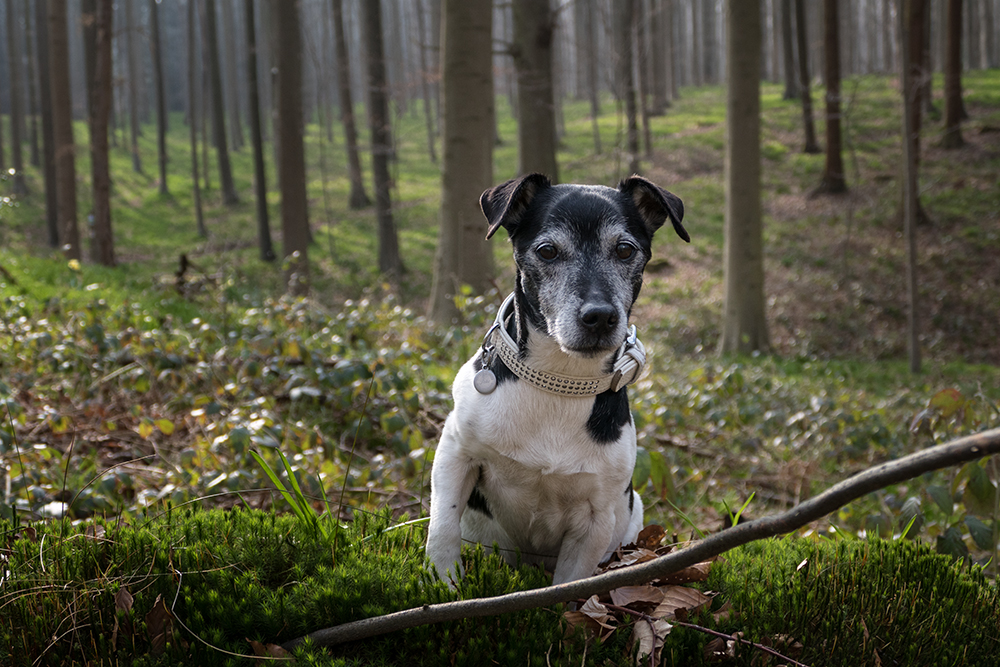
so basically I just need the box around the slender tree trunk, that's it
[429,0,495,323]
[187,0,206,237]
[35,0,58,247]
[23,0,40,168]
[703,0,718,83]
[905,0,927,162]
[720,0,769,355]
[205,0,238,204]
[6,0,27,194]
[221,0,244,152]
[90,0,114,267]
[416,0,437,163]
[125,0,142,173]
[616,0,640,174]
[795,0,820,153]
[898,0,921,374]
[651,0,669,113]
[149,0,168,195]
[814,0,847,194]
[941,0,964,148]
[635,0,654,158]
[275,0,310,294]
[361,0,402,279]
[244,0,274,261]
[781,0,799,99]
[81,0,96,125]
[512,0,559,182]
[585,0,601,153]
[331,0,371,209]
[47,0,80,260]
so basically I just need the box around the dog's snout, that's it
[580,303,619,333]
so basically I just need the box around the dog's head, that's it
[481,173,688,357]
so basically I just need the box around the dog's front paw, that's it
[425,537,465,589]
[426,556,464,589]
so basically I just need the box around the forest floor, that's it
[1,72,1000,571]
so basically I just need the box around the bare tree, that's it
[428,0,495,323]
[512,0,559,181]
[941,0,964,148]
[795,0,820,153]
[583,0,601,153]
[221,0,244,152]
[720,0,769,355]
[244,0,273,261]
[187,0,206,237]
[275,0,310,294]
[125,0,142,173]
[898,0,921,374]
[331,0,371,209]
[781,0,799,99]
[47,0,80,260]
[614,0,640,174]
[361,0,402,279]
[204,0,238,204]
[6,0,27,194]
[89,0,114,266]
[149,0,168,195]
[415,0,437,164]
[23,0,40,167]
[34,0,58,247]
[814,0,847,194]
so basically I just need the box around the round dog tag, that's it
[473,369,497,395]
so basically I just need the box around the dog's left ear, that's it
[481,173,552,240]
[618,175,689,242]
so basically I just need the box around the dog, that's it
[426,173,688,586]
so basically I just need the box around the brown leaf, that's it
[115,587,134,614]
[704,636,731,662]
[603,547,660,570]
[610,585,664,609]
[631,618,673,665]
[656,559,714,584]
[564,595,617,640]
[712,600,734,624]
[635,524,667,549]
[145,594,174,655]
[248,638,292,659]
[652,585,714,620]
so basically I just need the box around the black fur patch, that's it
[467,485,493,518]
[586,387,632,444]
[626,479,634,513]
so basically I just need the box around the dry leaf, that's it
[631,618,673,665]
[652,585,714,620]
[610,585,664,609]
[145,594,174,655]
[115,587,134,614]
[249,638,292,660]
[712,600,734,624]
[564,595,617,640]
[704,636,733,662]
[635,524,667,549]
[656,559,714,585]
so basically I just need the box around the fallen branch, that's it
[283,427,1000,651]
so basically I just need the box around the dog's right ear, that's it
[481,173,552,240]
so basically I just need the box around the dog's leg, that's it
[425,419,478,585]
[551,507,617,585]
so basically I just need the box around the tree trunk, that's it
[941,0,964,148]
[898,0,921,374]
[23,0,40,168]
[149,0,168,195]
[428,0,495,323]
[244,0,274,260]
[635,0,654,158]
[47,0,80,260]
[651,0,670,113]
[905,0,926,162]
[584,0,601,153]
[274,0,310,294]
[6,0,27,194]
[615,0,640,174]
[187,0,206,238]
[89,0,114,267]
[415,0,437,164]
[205,0,238,204]
[814,0,847,194]
[512,0,559,182]
[125,0,142,173]
[703,0,718,82]
[361,0,402,280]
[221,0,244,152]
[719,0,769,355]
[332,0,371,209]
[781,0,799,99]
[795,0,820,153]
[34,0,58,247]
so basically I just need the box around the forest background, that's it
[1,0,1000,582]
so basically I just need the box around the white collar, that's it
[474,293,647,396]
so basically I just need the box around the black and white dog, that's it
[426,173,688,586]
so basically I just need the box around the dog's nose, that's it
[580,303,618,333]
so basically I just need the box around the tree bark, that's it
[23,0,40,168]
[89,0,114,267]
[650,0,670,113]
[6,0,27,194]
[361,0,402,280]
[899,0,921,374]
[795,0,820,153]
[34,0,58,247]
[584,0,602,154]
[719,0,769,356]
[221,0,244,152]
[331,0,371,209]
[415,0,438,164]
[512,0,559,182]
[635,0,654,158]
[814,0,847,194]
[187,0,206,238]
[428,0,495,323]
[941,0,964,148]
[274,0,310,294]
[149,0,168,195]
[244,0,274,261]
[205,0,238,204]
[47,0,80,260]
[781,0,799,99]
[124,0,142,174]
[615,0,640,175]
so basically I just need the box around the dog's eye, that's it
[615,242,636,260]
[536,244,558,261]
